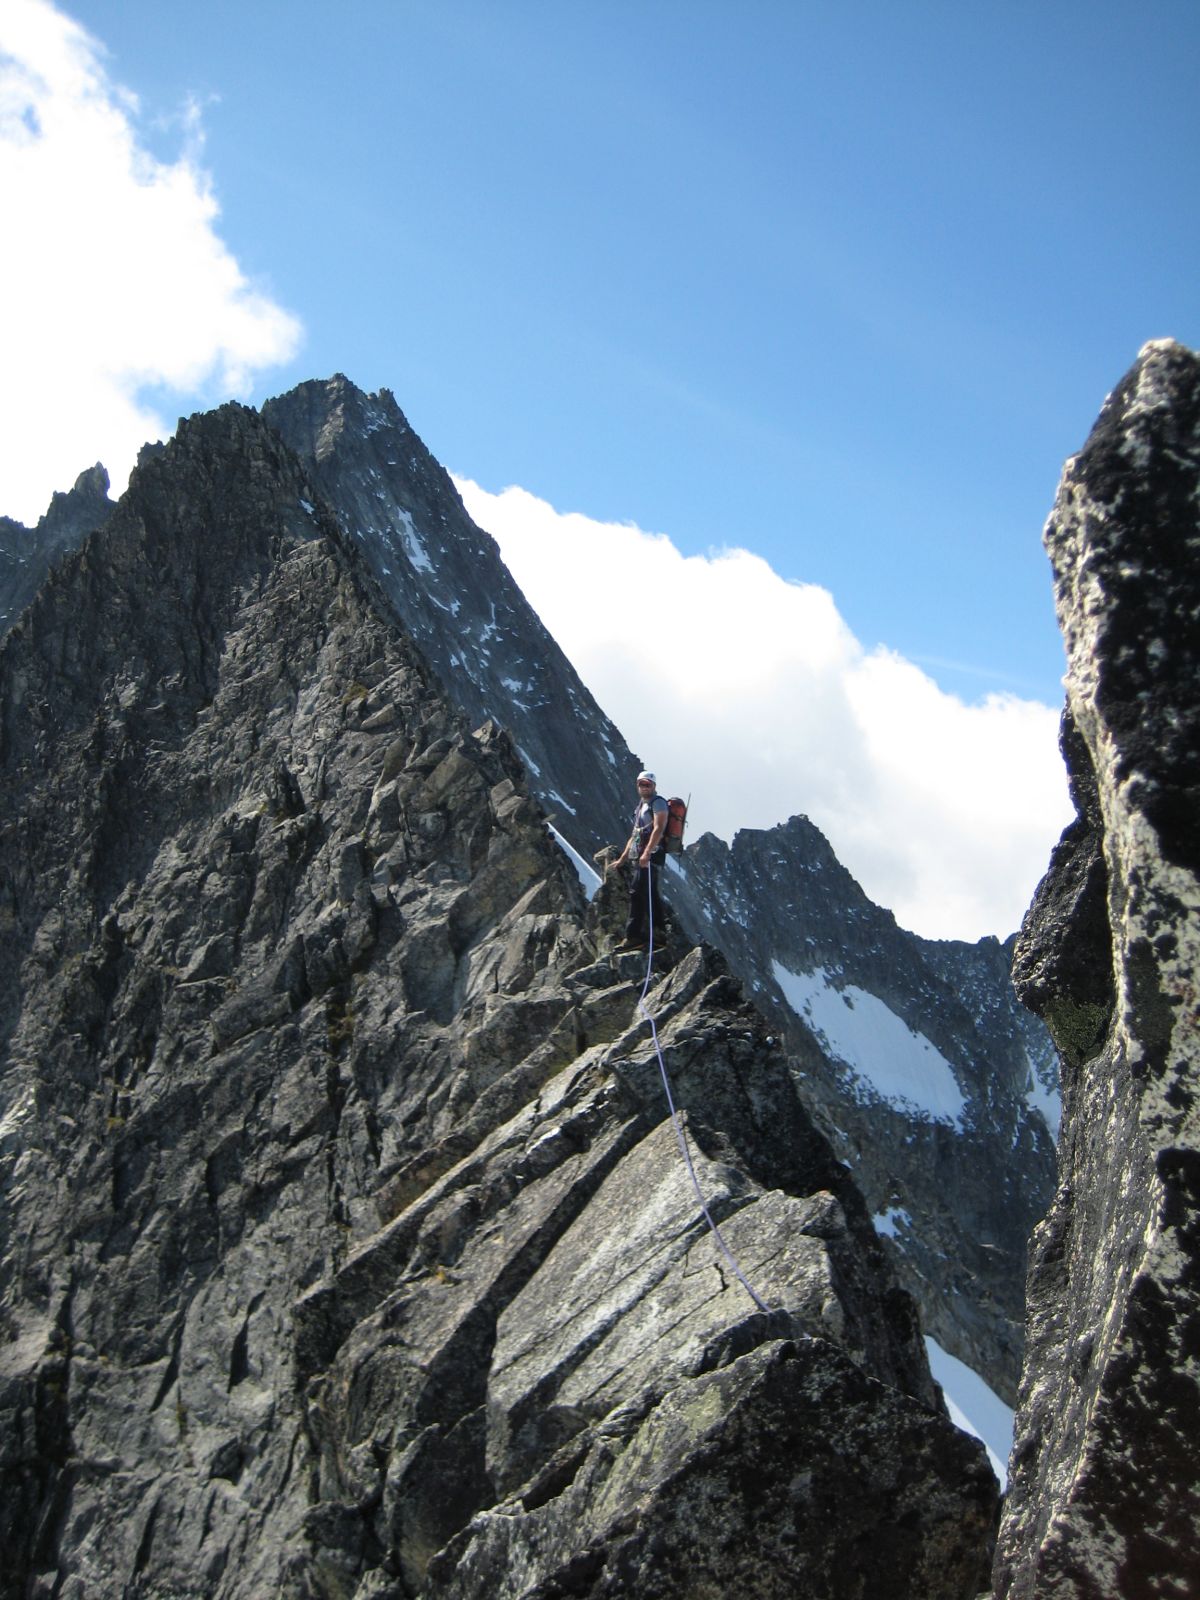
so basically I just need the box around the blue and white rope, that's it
[637,860,771,1314]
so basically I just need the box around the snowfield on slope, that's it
[925,1336,1013,1488]
[772,960,966,1126]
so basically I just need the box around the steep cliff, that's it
[0,403,998,1596]
[261,378,633,858]
[995,339,1200,1597]
[0,464,113,640]
[260,375,1056,1403]
[663,820,1057,1400]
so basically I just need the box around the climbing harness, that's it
[637,861,771,1314]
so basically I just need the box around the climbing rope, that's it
[637,860,772,1314]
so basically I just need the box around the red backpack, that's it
[663,796,688,854]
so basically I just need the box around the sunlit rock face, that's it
[0,401,999,1598]
[997,340,1200,1600]
[266,374,1060,1408]
[664,820,1058,1406]
[1,377,1061,1416]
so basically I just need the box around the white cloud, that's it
[0,0,301,525]
[455,478,1071,941]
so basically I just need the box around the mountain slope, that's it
[0,376,1059,1414]
[0,463,113,640]
[663,819,1057,1399]
[256,375,1058,1399]
[0,401,997,1597]
[262,377,633,857]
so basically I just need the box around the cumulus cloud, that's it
[0,0,301,525]
[455,478,1071,941]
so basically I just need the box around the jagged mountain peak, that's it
[0,373,999,1597]
[667,804,1056,1400]
[0,458,115,643]
[52,460,111,515]
[0,460,111,538]
[262,376,638,857]
[268,372,416,464]
[1,372,1060,1416]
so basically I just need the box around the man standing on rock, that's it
[612,770,669,950]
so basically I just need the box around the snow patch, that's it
[772,962,966,1126]
[873,1206,911,1239]
[1025,1051,1061,1138]
[396,507,433,573]
[548,824,601,900]
[924,1336,1013,1489]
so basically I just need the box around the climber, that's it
[612,770,669,950]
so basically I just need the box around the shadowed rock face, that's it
[0,377,1059,1411]
[997,340,1200,1599]
[665,821,1058,1402]
[262,377,634,858]
[0,464,113,640]
[0,403,998,1597]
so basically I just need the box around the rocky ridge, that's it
[261,378,632,858]
[663,819,1058,1399]
[996,339,1200,1597]
[0,377,1059,1414]
[260,376,1057,1404]
[0,464,113,640]
[0,402,998,1596]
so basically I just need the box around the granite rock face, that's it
[260,376,1058,1404]
[0,464,113,639]
[262,377,633,857]
[0,403,998,1596]
[664,822,1058,1401]
[0,377,1059,1412]
[997,340,1200,1598]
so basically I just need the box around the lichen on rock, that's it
[998,339,1200,1600]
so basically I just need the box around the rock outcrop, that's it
[0,378,1059,1413]
[665,820,1058,1400]
[996,339,1200,1597]
[0,464,113,640]
[261,378,632,857]
[261,376,1058,1404]
[0,402,998,1596]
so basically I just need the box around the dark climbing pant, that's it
[625,852,666,946]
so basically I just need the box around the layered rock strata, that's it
[996,339,1200,1597]
[1,377,1060,1408]
[0,404,998,1597]
[664,822,1058,1400]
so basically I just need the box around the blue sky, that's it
[2,0,1196,935]
[47,0,1200,702]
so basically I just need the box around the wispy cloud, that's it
[0,0,301,524]
[456,477,1070,941]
